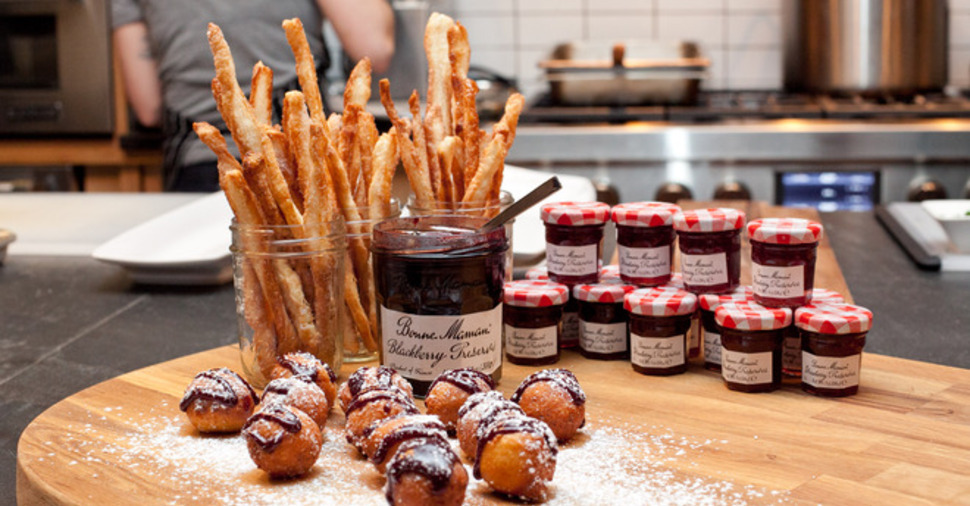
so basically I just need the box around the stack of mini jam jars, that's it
[514,201,874,398]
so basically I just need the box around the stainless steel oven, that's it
[0,0,113,135]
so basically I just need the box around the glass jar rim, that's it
[406,190,513,213]
[371,215,508,256]
[230,217,347,255]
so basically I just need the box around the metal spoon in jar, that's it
[480,176,562,233]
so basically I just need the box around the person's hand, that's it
[317,0,395,73]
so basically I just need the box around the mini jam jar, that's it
[698,287,754,372]
[714,302,792,393]
[795,303,872,397]
[525,266,581,349]
[573,282,637,360]
[502,280,569,366]
[611,202,681,287]
[673,208,746,294]
[782,288,844,379]
[624,288,697,376]
[541,201,611,285]
[747,218,824,308]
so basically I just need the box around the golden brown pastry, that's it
[338,365,414,413]
[385,436,468,506]
[424,368,495,433]
[260,377,330,430]
[455,390,524,459]
[474,415,558,501]
[179,367,259,433]
[271,352,338,410]
[344,388,420,448]
[242,403,322,478]
[361,414,448,472]
[511,368,587,442]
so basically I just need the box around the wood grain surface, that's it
[17,204,970,504]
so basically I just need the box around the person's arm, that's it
[113,22,163,128]
[316,0,395,73]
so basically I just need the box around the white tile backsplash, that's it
[517,14,584,47]
[461,16,517,49]
[727,12,781,47]
[517,0,583,14]
[587,14,653,41]
[657,0,724,13]
[452,0,515,14]
[586,0,655,13]
[726,48,782,89]
[469,48,518,78]
[726,0,780,12]
[952,13,970,46]
[950,48,970,86]
[656,14,724,46]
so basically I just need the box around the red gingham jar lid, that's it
[611,202,681,227]
[525,266,549,280]
[673,208,746,233]
[624,288,697,317]
[810,288,844,304]
[698,286,754,311]
[504,280,569,308]
[795,303,873,334]
[600,264,621,281]
[540,201,611,226]
[714,301,792,331]
[747,218,823,245]
[573,282,636,304]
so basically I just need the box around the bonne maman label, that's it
[380,305,501,381]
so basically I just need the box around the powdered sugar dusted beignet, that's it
[511,368,586,442]
[242,403,322,478]
[385,436,468,506]
[455,390,524,459]
[424,368,495,433]
[338,365,413,413]
[179,367,259,433]
[474,414,558,501]
[271,351,338,410]
[261,377,330,430]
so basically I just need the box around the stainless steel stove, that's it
[508,90,970,210]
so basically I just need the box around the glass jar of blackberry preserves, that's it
[611,202,680,287]
[574,282,636,360]
[372,216,508,397]
[624,288,697,375]
[795,303,872,397]
[502,280,569,366]
[673,208,745,294]
[541,201,611,285]
[747,218,824,308]
[715,302,792,393]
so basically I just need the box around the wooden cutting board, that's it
[17,204,970,504]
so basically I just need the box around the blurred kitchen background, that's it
[2,0,970,209]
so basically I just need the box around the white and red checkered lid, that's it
[809,288,844,304]
[600,264,621,281]
[747,218,823,245]
[624,288,697,316]
[794,303,873,334]
[698,286,754,311]
[504,280,569,308]
[540,201,611,226]
[611,201,681,227]
[525,266,549,280]
[573,282,637,304]
[714,301,792,330]
[673,208,746,233]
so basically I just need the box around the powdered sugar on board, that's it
[38,402,789,505]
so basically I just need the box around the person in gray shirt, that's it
[112,0,394,191]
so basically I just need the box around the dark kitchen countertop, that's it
[2,210,968,504]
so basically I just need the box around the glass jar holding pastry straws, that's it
[231,218,347,389]
[343,198,401,362]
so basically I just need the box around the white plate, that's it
[920,199,970,253]
[92,192,235,285]
[500,165,598,263]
